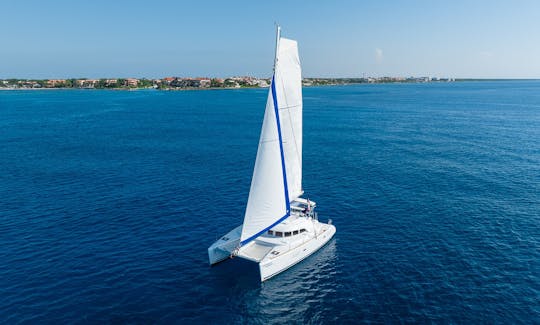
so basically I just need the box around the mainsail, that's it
[275,37,303,201]
[240,28,303,246]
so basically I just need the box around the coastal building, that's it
[257,79,269,87]
[126,78,138,87]
[163,77,175,85]
[47,79,66,87]
[199,79,211,88]
[78,79,99,88]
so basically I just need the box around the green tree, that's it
[138,78,153,88]
[96,79,107,89]
[210,78,222,88]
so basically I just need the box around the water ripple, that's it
[1,84,539,323]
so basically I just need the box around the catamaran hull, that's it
[259,224,336,281]
[208,225,242,265]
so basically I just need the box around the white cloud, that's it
[375,48,383,63]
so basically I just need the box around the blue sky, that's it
[1,0,539,78]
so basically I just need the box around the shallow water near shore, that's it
[1,81,539,323]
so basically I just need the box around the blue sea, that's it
[1,82,539,323]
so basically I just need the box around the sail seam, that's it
[279,104,301,109]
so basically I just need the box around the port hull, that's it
[208,225,241,265]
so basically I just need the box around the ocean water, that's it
[1,82,539,323]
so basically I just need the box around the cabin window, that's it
[285,232,291,237]
[293,230,299,235]
[275,231,283,237]
[300,229,306,233]
[267,230,274,236]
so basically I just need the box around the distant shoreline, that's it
[0,76,454,91]
[1,78,537,92]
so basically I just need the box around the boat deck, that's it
[237,241,274,262]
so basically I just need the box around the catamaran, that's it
[208,27,336,281]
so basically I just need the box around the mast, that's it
[274,25,281,72]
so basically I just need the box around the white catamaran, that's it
[208,27,336,281]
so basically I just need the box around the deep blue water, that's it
[1,82,539,323]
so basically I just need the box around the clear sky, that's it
[1,0,539,79]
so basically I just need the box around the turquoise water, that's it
[1,82,539,323]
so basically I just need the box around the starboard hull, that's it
[259,223,336,281]
[208,221,336,281]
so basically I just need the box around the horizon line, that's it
[1,76,539,81]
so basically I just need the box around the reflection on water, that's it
[240,240,338,323]
[205,239,339,323]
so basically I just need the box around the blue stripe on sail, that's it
[240,212,290,246]
[240,75,290,246]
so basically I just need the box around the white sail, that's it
[274,37,303,200]
[240,82,289,244]
[240,31,303,245]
